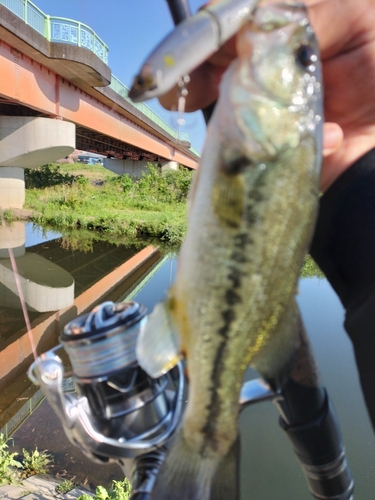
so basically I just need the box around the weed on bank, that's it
[24,163,193,245]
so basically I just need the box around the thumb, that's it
[322,122,344,156]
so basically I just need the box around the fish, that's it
[136,3,323,499]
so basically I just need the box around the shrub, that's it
[77,478,132,500]
[25,164,83,189]
[0,434,22,485]
[21,447,53,477]
[55,478,76,494]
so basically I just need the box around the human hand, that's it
[159,0,375,192]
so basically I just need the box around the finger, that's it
[322,122,344,157]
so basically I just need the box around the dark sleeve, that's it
[309,147,375,430]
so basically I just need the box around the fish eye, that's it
[133,73,156,91]
[295,43,317,72]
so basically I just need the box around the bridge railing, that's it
[1,0,45,34]
[110,75,199,153]
[48,17,108,64]
[0,0,109,64]
[0,0,200,157]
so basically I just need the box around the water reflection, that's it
[0,222,161,439]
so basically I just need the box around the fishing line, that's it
[7,244,38,361]
[7,245,38,360]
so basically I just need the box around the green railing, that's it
[0,0,109,63]
[110,75,200,156]
[0,0,200,157]
[49,16,108,63]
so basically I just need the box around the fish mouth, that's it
[128,67,158,102]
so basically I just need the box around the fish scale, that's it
[136,3,323,499]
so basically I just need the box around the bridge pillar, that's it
[160,161,179,173]
[103,159,181,178]
[0,221,25,258]
[0,167,25,209]
[102,158,152,178]
[0,116,75,209]
[0,221,75,312]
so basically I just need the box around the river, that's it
[1,222,374,498]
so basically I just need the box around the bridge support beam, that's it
[0,116,75,209]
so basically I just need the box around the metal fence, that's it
[0,389,45,440]
[0,378,76,440]
[0,0,200,157]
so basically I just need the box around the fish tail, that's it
[150,431,240,500]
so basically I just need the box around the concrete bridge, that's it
[0,0,200,209]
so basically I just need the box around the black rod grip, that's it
[280,393,354,499]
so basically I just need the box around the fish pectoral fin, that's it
[211,172,245,228]
[136,300,181,378]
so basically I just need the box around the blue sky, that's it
[33,0,208,153]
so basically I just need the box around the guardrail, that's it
[0,0,200,157]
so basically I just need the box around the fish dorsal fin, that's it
[136,300,181,378]
[211,172,245,228]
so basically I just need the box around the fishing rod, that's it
[165,0,191,24]
[164,0,216,123]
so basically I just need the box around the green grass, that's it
[24,163,192,245]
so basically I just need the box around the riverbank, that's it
[4,163,193,246]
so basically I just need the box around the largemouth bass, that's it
[136,3,323,499]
